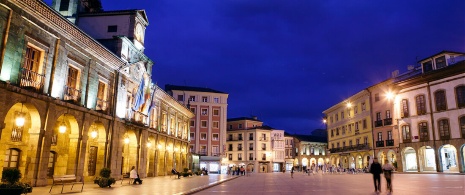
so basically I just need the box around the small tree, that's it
[95,168,115,188]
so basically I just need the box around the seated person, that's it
[130,166,142,184]
[171,168,181,179]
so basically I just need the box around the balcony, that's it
[19,68,45,92]
[249,147,253,151]
[129,110,149,126]
[386,139,394,146]
[228,147,233,151]
[249,157,253,160]
[227,137,243,141]
[376,141,385,147]
[356,144,370,150]
[212,152,221,157]
[374,120,383,127]
[238,147,243,151]
[384,118,392,126]
[64,85,82,103]
[96,98,108,112]
[259,137,268,141]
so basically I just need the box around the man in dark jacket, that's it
[370,158,383,193]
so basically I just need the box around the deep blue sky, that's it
[45,0,465,134]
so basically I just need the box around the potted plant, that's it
[0,168,31,195]
[95,168,116,188]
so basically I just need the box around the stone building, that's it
[0,0,193,187]
[292,134,328,171]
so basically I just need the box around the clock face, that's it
[135,23,143,42]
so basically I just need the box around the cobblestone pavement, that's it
[28,174,238,195]
[196,172,465,195]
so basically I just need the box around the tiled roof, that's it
[227,117,261,122]
[165,84,226,94]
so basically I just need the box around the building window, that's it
[20,44,45,91]
[65,65,81,102]
[212,146,219,156]
[387,131,392,140]
[361,102,366,111]
[262,143,266,150]
[107,25,117,32]
[249,133,254,140]
[201,121,207,128]
[202,96,208,102]
[201,108,208,115]
[213,109,219,116]
[200,133,207,140]
[342,126,346,135]
[349,140,352,146]
[200,145,207,155]
[238,124,243,129]
[336,128,339,135]
[59,0,70,11]
[190,120,195,127]
[415,95,426,115]
[249,153,253,160]
[190,107,196,114]
[228,124,232,130]
[88,146,98,176]
[362,119,367,129]
[249,143,253,150]
[376,112,381,121]
[364,137,368,145]
[214,97,219,103]
[456,86,465,108]
[423,60,433,73]
[238,153,242,160]
[341,111,344,119]
[386,110,391,118]
[435,56,446,69]
[189,96,195,101]
[47,151,56,178]
[238,133,243,140]
[438,119,450,140]
[228,144,233,151]
[419,122,428,141]
[262,153,266,160]
[377,132,382,141]
[96,81,108,111]
[212,121,219,129]
[401,99,409,117]
[435,90,447,112]
[228,154,232,160]
[460,116,465,138]
[375,93,380,102]
[402,125,411,142]
[190,145,194,153]
[335,114,339,121]
[212,133,219,141]
[355,122,359,130]
[177,95,184,101]
[342,141,346,147]
[354,106,358,114]
[190,132,195,140]
[4,149,20,168]
[238,144,242,151]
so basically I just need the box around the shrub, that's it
[96,168,116,188]
[2,168,21,184]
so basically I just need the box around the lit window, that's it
[213,109,219,116]
[201,120,207,128]
[189,96,195,101]
[202,96,208,102]
[212,134,219,141]
[200,133,207,140]
[201,108,208,115]
[214,97,219,103]
[177,95,184,101]
[212,121,219,128]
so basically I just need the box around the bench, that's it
[49,175,84,193]
[120,173,134,184]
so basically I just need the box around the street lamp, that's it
[90,125,98,139]
[346,102,352,108]
[147,141,152,148]
[385,91,394,100]
[59,118,67,134]
[124,136,130,144]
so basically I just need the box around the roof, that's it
[417,50,465,63]
[165,84,227,94]
[293,134,327,143]
[227,117,261,122]
[79,9,149,25]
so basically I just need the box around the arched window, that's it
[4,149,20,168]
[402,125,411,142]
[418,122,428,141]
[438,119,450,140]
[456,86,465,108]
[47,151,56,178]
[459,116,465,138]
[435,90,447,112]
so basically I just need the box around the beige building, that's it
[226,117,275,173]
[323,90,374,169]
[0,0,192,186]
[292,134,329,171]
[284,133,295,171]
[165,85,228,173]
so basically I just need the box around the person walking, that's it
[370,158,382,193]
[382,160,394,192]
[291,167,294,178]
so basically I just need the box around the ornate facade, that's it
[0,0,193,187]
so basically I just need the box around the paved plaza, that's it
[27,172,464,195]
[197,172,465,195]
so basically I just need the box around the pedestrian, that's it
[369,158,382,193]
[171,167,181,179]
[382,160,394,192]
[291,167,294,178]
[130,166,143,184]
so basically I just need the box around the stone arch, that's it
[302,157,308,167]
[439,144,459,173]
[83,120,107,180]
[50,113,80,176]
[146,134,156,177]
[156,138,166,176]
[0,102,42,180]
[377,151,386,165]
[363,153,371,168]
[402,147,418,172]
[418,146,436,172]
[122,130,138,175]
[317,158,324,166]
[355,155,363,169]
[461,144,465,173]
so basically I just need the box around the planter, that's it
[0,188,24,195]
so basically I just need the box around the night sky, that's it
[44,0,465,134]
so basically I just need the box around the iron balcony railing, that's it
[374,120,383,127]
[386,139,394,146]
[64,85,81,103]
[376,141,385,147]
[96,98,108,112]
[384,118,392,125]
[19,68,45,92]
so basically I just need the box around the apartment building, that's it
[392,51,465,173]
[323,90,374,169]
[284,133,295,171]
[226,117,275,172]
[165,85,228,173]
[0,0,194,186]
[292,134,328,171]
